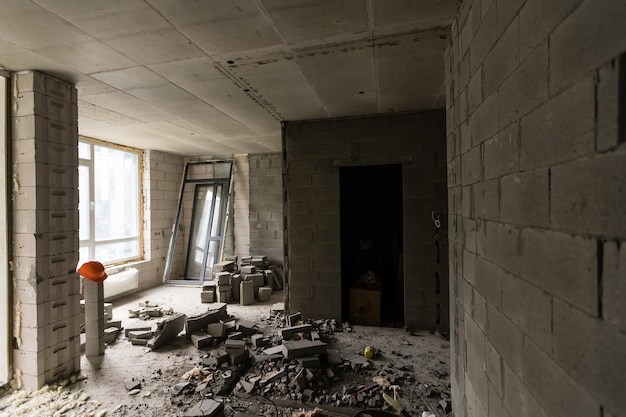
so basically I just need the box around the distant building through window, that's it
[78,137,143,268]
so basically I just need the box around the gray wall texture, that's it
[446,0,626,416]
[249,153,284,265]
[283,111,448,330]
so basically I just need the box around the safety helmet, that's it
[78,261,108,283]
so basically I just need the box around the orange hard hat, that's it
[78,261,107,283]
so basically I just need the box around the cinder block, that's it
[500,271,552,353]
[224,339,246,352]
[483,122,519,180]
[240,281,254,306]
[469,91,498,146]
[553,298,626,414]
[461,146,481,185]
[486,304,523,376]
[498,42,548,127]
[523,332,598,417]
[280,324,313,341]
[483,15,520,97]
[213,261,235,272]
[282,340,327,360]
[485,222,521,275]
[520,77,594,171]
[551,152,626,239]
[217,288,231,304]
[603,241,626,333]
[185,310,225,339]
[521,228,596,315]
[191,332,213,349]
[258,287,272,302]
[206,322,225,338]
[241,265,255,274]
[215,272,231,286]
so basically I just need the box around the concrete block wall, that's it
[249,153,283,265]
[11,71,80,389]
[446,0,626,416]
[233,154,251,259]
[283,112,448,329]
[126,150,182,288]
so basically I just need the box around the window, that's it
[79,138,143,267]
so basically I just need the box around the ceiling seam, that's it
[252,0,330,118]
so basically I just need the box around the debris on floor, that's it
[202,256,283,305]
[0,375,105,417]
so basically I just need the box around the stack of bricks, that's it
[12,71,80,389]
[212,260,235,303]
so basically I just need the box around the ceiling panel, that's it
[0,1,458,156]
[104,28,206,66]
[81,90,173,123]
[33,0,170,38]
[149,58,279,134]
[91,67,168,91]
[0,1,92,49]
[33,40,137,74]
[262,0,369,45]
[179,16,282,56]
[293,40,378,116]
[371,0,458,33]
[227,55,327,120]
[376,30,448,112]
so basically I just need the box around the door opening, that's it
[164,160,233,284]
[340,164,404,327]
[0,72,10,385]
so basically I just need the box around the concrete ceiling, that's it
[0,0,458,156]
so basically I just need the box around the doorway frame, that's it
[0,71,11,385]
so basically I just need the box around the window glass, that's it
[78,138,142,267]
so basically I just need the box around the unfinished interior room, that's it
[0,0,624,416]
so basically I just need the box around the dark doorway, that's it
[340,164,404,327]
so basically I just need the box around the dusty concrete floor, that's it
[0,285,452,417]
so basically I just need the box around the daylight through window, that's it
[78,138,143,267]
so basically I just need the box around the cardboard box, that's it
[349,287,380,326]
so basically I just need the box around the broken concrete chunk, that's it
[262,345,283,355]
[104,327,120,344]
[224,339,246,352]
[191,332,213,349]
[207,302,228,313]
[228,331,244,340]
[297,356,321,368]
[125,380,141,391]
[271,302,285,313]
[148,313,186,350]
[213,261,235,273]
[280,324,313,341]
[207,322,225,338]
[183,398,224,417]
[128,330,153,340]
[282,340,327,360]
[172,381,192,395]
[185,309,225,339]
[229,349,249,365]
[237,320,256,336]
[287,312,302,327]
[130,338,149,346]
[326,349,343,366]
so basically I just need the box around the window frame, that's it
[78,136,144,267]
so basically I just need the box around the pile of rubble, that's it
[112,299,451,417]
[201,256,283,305]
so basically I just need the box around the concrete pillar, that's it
[83,280,105,357]
[11,71,80,389]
